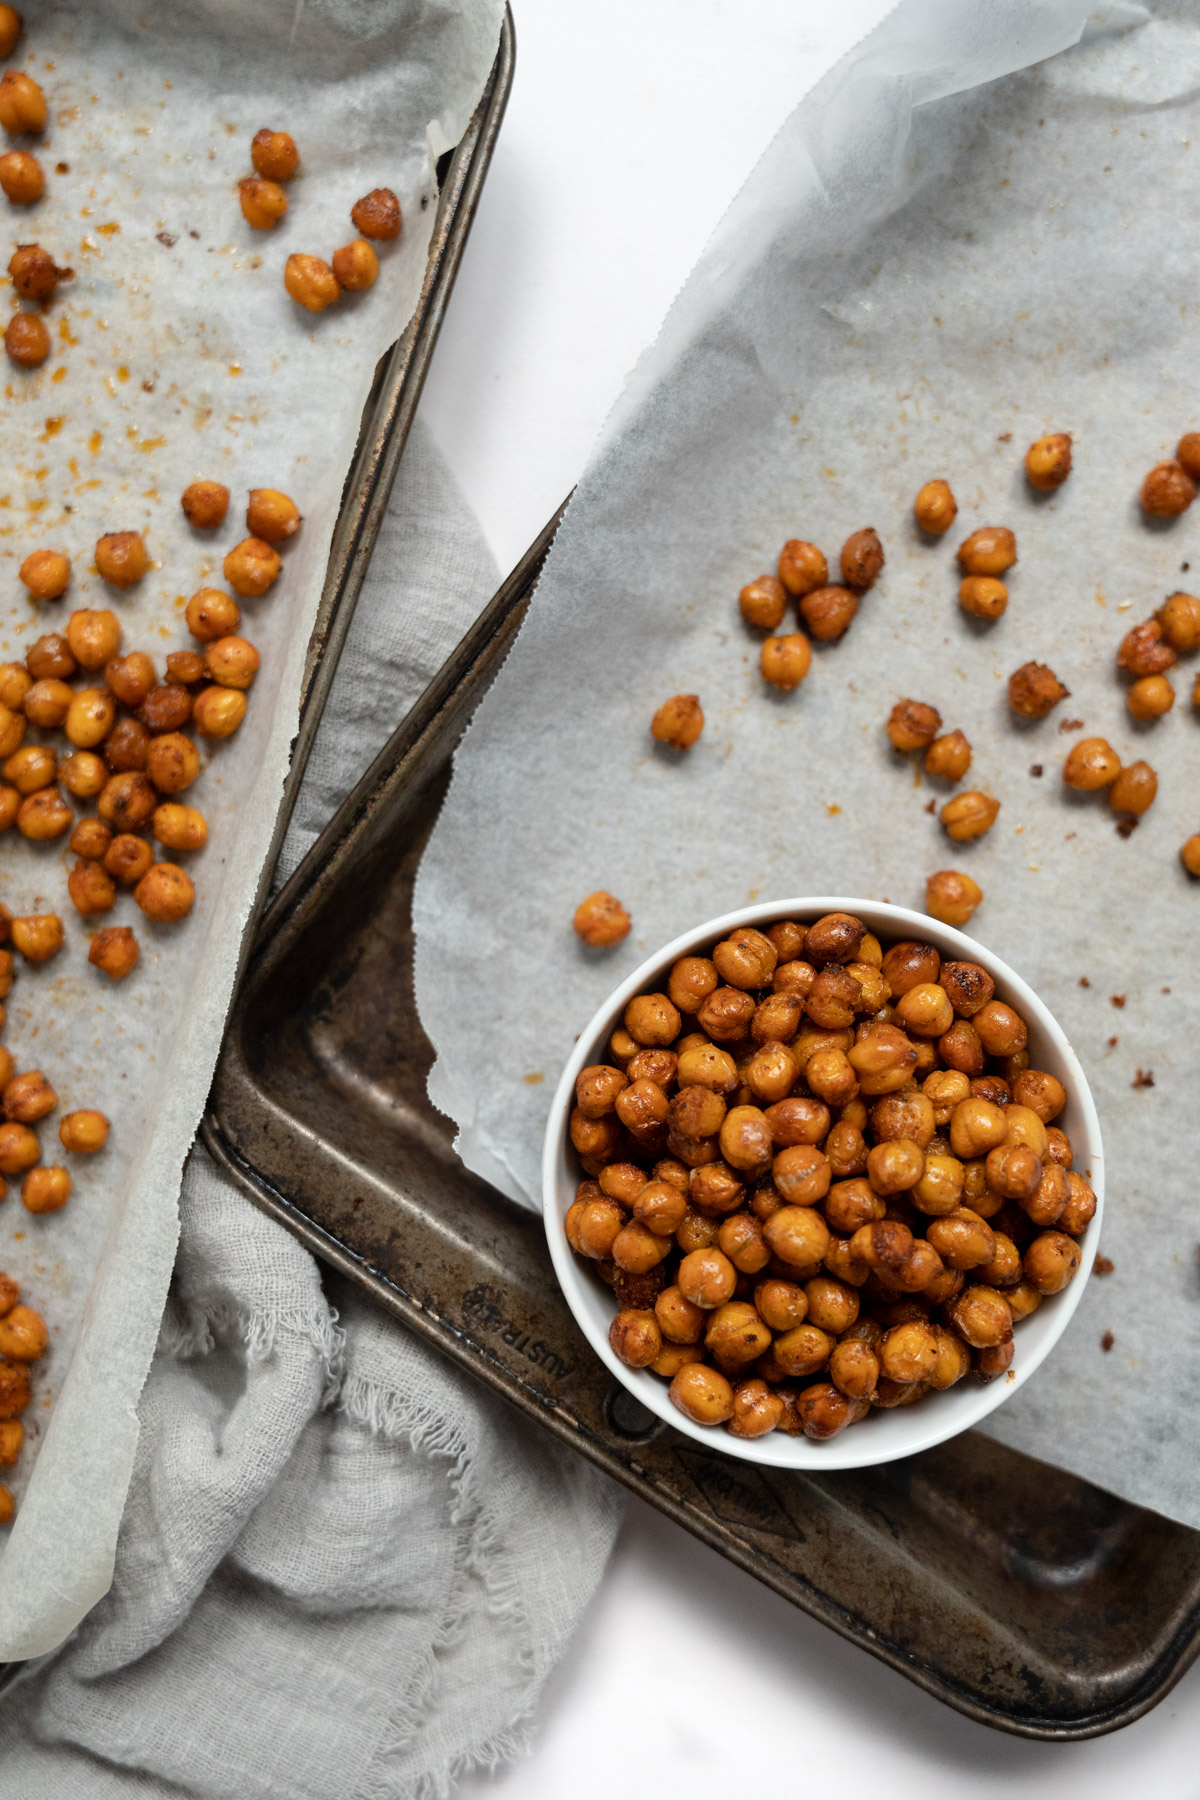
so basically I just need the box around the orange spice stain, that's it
[228,364,241,376]
[50,367,67,384]
[88,431,102,454]
[98,222,121,238]
[116,365,129,382]
[26,498,46,512]
[136,437,165,454]
[57,317,78,344]
[38,417,65,441]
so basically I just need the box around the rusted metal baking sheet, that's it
[205,499,1200,1740]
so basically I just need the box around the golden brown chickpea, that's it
[0,1420,22,1466]
[0,1303,45,1360]
[1024,432,1072,490]
[774,1322,836,1378]
[185,588,241,644]
[886,698,941,753]
[866,1138,924,1197]
[1110,760,1158,814]
[957,526,1016,577]
[17,547,70,602]
[164,652,204,689]
[689,1160,746,1215]
[760,633,812,692]
[751,992,803,1047]
[654,1158,690,1194]
[0,1481,15,1523]
[2,1069,52,1123]
[22,1165,69,1213]
[251,127,299,181]
[764,1096,830,1148]
[1181,836,1200,877]
[799,1383,866,1440]
[926,1207,995,1271]
[21,678,70,730]
[973,999,1027,1057]
[772,1145,831,1207]
[88,925,139,980]
[912,1153,965,1217]
[95,530,148,590]
[806,967,862,1030]
[574,1197,625,1259]
[597,1163,646,1206]
[0,68,44,133]
[764,1204,830,1269]
[676,1209,719,1256]
[881,939,939,994]
[175,482,228,535]
[1059,1171,1097,1237]
[193,686,249,740]
[0,147,40,202]
[17,785,70,838]
[738,575,786,630]
[351,187,402,240]
[99,771,156,831]
[1177,434,1200,482]
[0,1123,36,1175]
[870,1091,934,1148]
[923,1070,970,1124]
[64,688,116,750]
[840,527,884,592]
[1119,618,1176,678]
[847,1024,918,1096]
[799,585,858,640]
[1006,664,1068,725]
[60,616,117,681]
[939,1018,985,1076]
[825,1177,884,1236]
[10,911,60,964]
[728,1378,784,1438]
[1142,460,1195,517]
[940,790,1000,841]
[1023,1161,1068,1228]
[805,1048,858,1108]
[914,479,957,535]
[224,536,281,598]
[830,1336,879,1400]
[3,742,52,793]
[752,1278,806,1332]
[677,1247,737,1310]
[140,684,193,734]
[718,1212,769,1274]
[985,1142,1042,1203]
[246,488,301,545]
[948,1284,1013,1349]
[804,1275,858,1334]
[772,960,817,1002]
[0,1358,30,1422]
[1157,590,1200,653]
[1126,677,1174,722]
[711,926,776,990]
[675,1043,737,1094]
[665,956,715,1017]
[669,1361,734,1425]
[894,983,953,1039]
[650,693,704,750]
[4,308,48,367]
[0,667,29,715]
[576,1065,627,1119]
[59,1109,109,1154]
[612,1220,671,1274]
[103,653,153,711]
[0,7,21,59]
[978,1230,1023,1289]
[135,862,195,923]
[718,1105,773,1172]
[1003,1104,1047,1159]
[1062,737,1121,793]
[609,1308,662,1369]
[615,1078,669,1142]
[670,1086,726,1143]
[922,869,981,928]
[239,176,287,229]
[202,634,259,693]
[949,1096,1007,1159]
[776,539,827,598]
[330,237,379,292]
[100,835,151,889]
[958,575,1008,622]
[705,1300,772,1373]
[654,1284,705,1344]
[924,729,971,783]
[1010,1069,1065,1125]
[878,1319,938,1383]
[284,252,340,312]
[624,993,680,1047]
[67,856,115,916]
[69,819,110,866]
[806,911,865,966]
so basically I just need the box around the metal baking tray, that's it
[204,504,1200,1741]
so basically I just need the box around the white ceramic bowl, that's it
[543,897,1103,1470]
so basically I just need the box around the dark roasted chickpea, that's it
[958,575,1008,621]
[689,1160,745,1215]
[331,237,379,291]
[67,858,115,916]
[140,685,193,733]
[970,1075,1011,1107]
[224,536,281,597]
[99,772,156,831]
[762,1098,828,1150]
[914,479,957,535]
[186,587,241,642]
[351,187,402,240]
[825,1176,884,1236]
[760,633,811,692]
[924,730,971,782]
[88,925,139,979]
[4,309,48,366]
[1007,660,1069,719]
[738,575,786,630]
[924,869,983,928]
[94,531,148,589]
[840,527,884,592]
[11,912,61,962]
[957,526,1016,577]
[850,1219,914,1276]
[1142,460,1195,517]
[0,68,44,133]
[880,944,936,999]
[1062,736,1122,790]
[284,252,340,312]
[806,967,862,1031]
[1126,677,1174,723]
[1120,618,1177,680]
[165,652,205,688]
[572,891,629,948]
[180,480,229,530]
[669,1361,734,1424]
[1059,1171,1096,1237]
[805,912,864,967]
[728,1378,784,1439]
[104,650,154,709]
[18,547,69,600]
[886,698,941,752]
[940,790,999,841]
[764,1204,829,1269]
[608,1309,661,1369]
[650,693,703,749]
[0,141,38,203]
[938,963,994,1024]
[937,1018,984,1077]
[798,1383,864,1440]
[799,585,858,640]
[70,817,110,860]
[926,1207,995,1271]
[251,127,298,181]
[776,539,827,598]
[1158,589,1200,653]
[239,176,287,229]
[17,785,71,838]
[1110,760,1158,813]
[1023,1161,1068,1228]
[8,243,70,308]
[103,719,149,773]
[948,1284,1012,1349]
[830,1336,879,1399]
[1025,433,1072,490]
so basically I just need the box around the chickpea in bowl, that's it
[543,899,1102,1470]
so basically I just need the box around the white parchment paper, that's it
[0,0,502,1658]
[415,0,1200,1529]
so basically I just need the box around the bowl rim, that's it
[542,896,1104,1470]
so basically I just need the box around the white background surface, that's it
[421,1,1200,1793]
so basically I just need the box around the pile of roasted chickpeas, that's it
[0,1270,48,1523]
[565,911,1092,1442]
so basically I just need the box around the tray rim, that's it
[203,502,1200,1743]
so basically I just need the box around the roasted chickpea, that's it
[609,1309,662,1369]
[575,1065,627,1120]
[104,651,155,709]
[2,1069,53,1123]
[840,527,884,591]
[180,480,230,530]
[64,687,116,750]
[0,68,44,133]
[59,1109,109,1154]
[912,1153,965,1217]
[199,635,259,696]
[773,1323,836,1379]
[224,536,281,597]
[99,771,156,830]
[939,961,995,1020]
[880,941,938,996]
[1059,1171,1097,1237]
[192,686,248,739]
[807,967,862,1031]
[799,1382,865,1440]
[866,1138,925,1196]
[0,664,30,710]
[949,1096,1007,1160]
[330,237,379,291]
[351,187,402,240]
[958,575,1008,621]
[895,983,953,1039]
[940,790,999,841]
[651,1285,703,1345]
[763,1098,830,1151]
[729,1378,784,1438]
[772,961,817,1003]
[1023,1161,1068,1228]
[669,1361,734,1425]
[760,633,811,692]
[764,1204,830,1269]
[972,999,1027,1058]
[185,588,241,643]
[1061,736,1121,790]
[825,1177,884,1236]
[914,479,957,535]
[805,1049,859,1109]
[847,1024,918,1095]
[597,1163,646,1206]
[985,1142,1042,1203]
[718,1212,769,1273]
[0,8,21,59]
[886,698,941,753]
[776,539,827,598]
[710,927,775,990]
[1181,836,1200,877]
[677,1247,736,1310]
[250,126,298,181]
[1177,434,1200,482]
[93,529,149,590]
[870,1091,934,1148]
[11,912,61,961]
[923,869,982,928]
[772,1145,831,1208]
[22,678,70,729]
[17,546,69,600]
[22,1165,69,1213]
[689,1160,746,1215]
[650,692,703,749]
[718,1105,773,1173]
[70,817,111,861]
[67,858,115,916]
[1109,760,1158,815]
[1024,432,1072,490]
[0,1359,30,1421]
[1119,619,1176,678]
[957,526,1016,577]
[948,1284,1012,1349]
[805,912,864,966]
[623,993,679,1048]
[0,144,39,204]
[4,309,48,366]
[0,1121,37,1175]
[239,176,287,229]
[88,925,139,979]
[924,729,971,783]
[878,1319,938,1383]
[139,684,192,735]
[246,488,301,545]
[1142,460,1195,517]
[3,742,53,793]
[830,1336,880,1399]
[134,862,194,923]
[1126,677,1174,723]
[799,585,858,640]
[614,1078,668,1143]
[675,1043,738,1096]
[0,1303,45,1362]
[1157,590,1200,653]
[738,575,786,630]
[705,1300,772,1373]
[849,1219,914,1277]
[0,1420,22,1466]
[17,784,70,838]
[103,834,153,887]
[612,1220,671,1274]
[926,1207,995,1271]
[1006,660,1069,720]
[284,252,340,312]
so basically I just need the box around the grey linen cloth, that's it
[0,422,623,1799]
